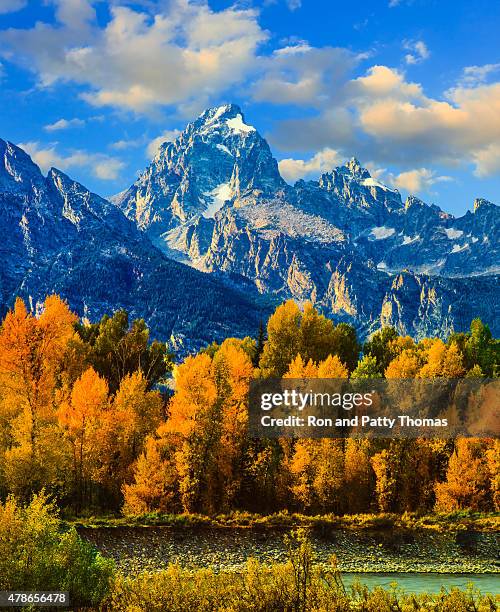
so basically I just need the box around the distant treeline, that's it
[0,295,498,516]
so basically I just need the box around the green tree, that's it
[259,301,360,376]
[351,355,382,379]
[363,327,399,374]
[76,310,172,393]
[449,319,499,376]
[253,321,266,367]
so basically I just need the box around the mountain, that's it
[0,138,272,352]
[115,104,500,339]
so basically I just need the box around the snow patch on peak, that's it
[450,243,468,254]
[226,114,255,135]
[444,228,463,239]
[216,144,232,156]
[370,226,396,240]
[402,234,420,245]
[202,182,232,219]
[211,105,233,122]
[361,177,395,192]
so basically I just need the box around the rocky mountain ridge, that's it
[0,138,271,352]
[114,104,499,339]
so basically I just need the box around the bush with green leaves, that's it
[0,492,114,608]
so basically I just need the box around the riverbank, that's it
[70,510,500,532]
[78,523,499,576]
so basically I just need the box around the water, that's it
[342,572,499,595]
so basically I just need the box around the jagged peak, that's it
[404,195,426,210]
[0,138,45,190]
[151,104,258,162]
[473,197,497,212]
[344,157,369,177]
[191,103,256,138]
[336,157,370,180]
[1,139,40,170]
[320,157,371,183]
[197,103,243,123]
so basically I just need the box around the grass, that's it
[67,510,500,533]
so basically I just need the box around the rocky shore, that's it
[78,526,499,576]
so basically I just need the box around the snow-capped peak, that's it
[226,114,255,135]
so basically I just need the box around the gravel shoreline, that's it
[78,526,499,576]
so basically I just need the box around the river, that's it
[341,572,499,594]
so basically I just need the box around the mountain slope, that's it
[115,104,500,339]
[0,139,272,351]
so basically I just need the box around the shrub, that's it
[0,491,114,608]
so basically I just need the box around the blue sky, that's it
[0,0,499,216]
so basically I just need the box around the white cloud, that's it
[0,0,27,14]
[109,139,140,151]
[1,0,499,183]
[18,141,125,180]
[253,44,361,107]
[403,40,430,65]
[278,148,342,183]
[351,65,424,100]
[286,0,302,9]
[460,63,500,87]
[94,157,126,180]
[389,168,452,193]
[0,1,267,112]
[147,129,182,157]
[272,66,500,178]
[471,143,500,177]
[44,118,85,131]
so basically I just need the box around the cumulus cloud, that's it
[2,0,499,183]
[389,168,452,193]
[253,44,362,107]
[44,118,85,131]
[0,0,27,14]
[350,65,424,100]
[18,141,125,180]
[278,148,342,183]
[286,0,302,9]
[147,129,182,157]
[403,40,430,65]
[271,64,500,178]
[472,143,500,177]
[460,63,500,86]
[0,0,267,113]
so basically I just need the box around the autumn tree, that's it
[0,296,77,499]
[435,438,493,511]
[486,440,500,511]
[385,349,421,378]
[112,372,163,466]
[57,368,109,511]
[419,339,465,378]
[122,437,177,515]
[344,439,375,512]
[158,341,254,514]
[371,440,441,513]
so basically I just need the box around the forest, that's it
[0,295,498,518]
